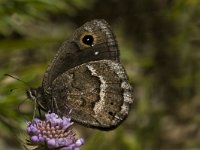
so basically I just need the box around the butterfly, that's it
[27,19,133,130]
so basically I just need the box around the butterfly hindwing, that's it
[51,60,133,129]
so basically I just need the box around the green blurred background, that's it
[0,0,200,149]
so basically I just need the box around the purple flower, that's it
[26,113,84,150]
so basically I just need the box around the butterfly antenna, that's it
[9,88,17,92]
[4,74,30,88]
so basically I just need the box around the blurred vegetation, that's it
[0,0,200,149]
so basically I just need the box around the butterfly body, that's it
[27,20,133,130]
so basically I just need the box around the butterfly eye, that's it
[31,90,37,97]
[82,35,94,46]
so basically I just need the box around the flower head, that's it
[26,113,84,150]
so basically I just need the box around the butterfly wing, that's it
[42,20,119,93]
[51,60,133,130]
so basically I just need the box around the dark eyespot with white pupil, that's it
[82,35,94,46]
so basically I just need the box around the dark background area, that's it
[0,0,199,149]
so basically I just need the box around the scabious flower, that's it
[26,113,84,150]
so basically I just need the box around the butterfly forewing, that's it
[42,20,119,93]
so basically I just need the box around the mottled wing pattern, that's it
[51,60,133,129]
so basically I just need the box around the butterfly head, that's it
[26,87,48,111]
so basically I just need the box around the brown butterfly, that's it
[27,19,133,130]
